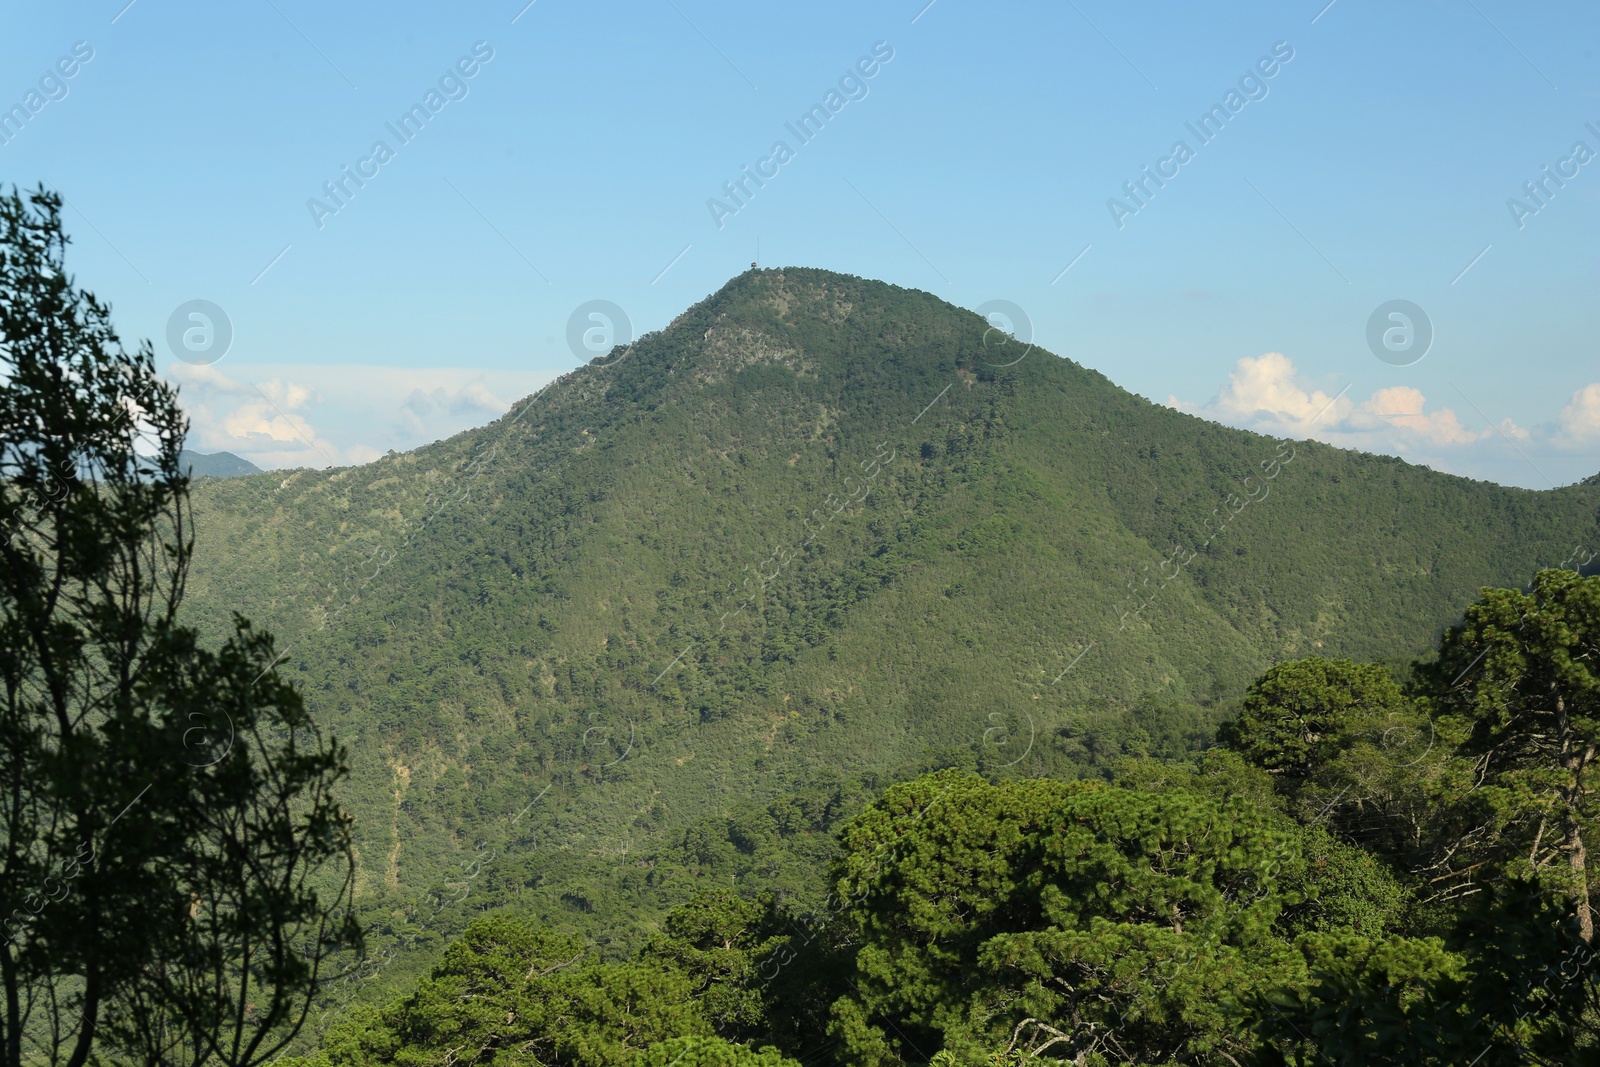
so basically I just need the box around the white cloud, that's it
[1557,383,1600,446]
[1353,386,1482,447]
[166,363,342,468]
[1203,352,1354,435]
[1178,353,1511,449]
[1163,353,1597,486]
[398,380,514,437]
[164,362,556,470]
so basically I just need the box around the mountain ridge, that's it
[180,448,261,478]
[176,267,1599,1014]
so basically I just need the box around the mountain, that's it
[180,449,260,478]
[176,268,1600,1016]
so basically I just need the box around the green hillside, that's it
[176,268,1600,1021]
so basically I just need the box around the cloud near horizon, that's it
[165,363,557,470]
[1170,353,1596,485]
[1557,383,1600,446]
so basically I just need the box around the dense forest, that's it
[173,268,1600,1017]
[280,566,1600,1065]
[6,190,1598,1067]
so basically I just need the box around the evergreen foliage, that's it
[168,268,1600,1022]
[288,572,1600,1064]
[0,186,357,1067]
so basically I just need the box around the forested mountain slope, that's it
[177,268,1600,1014]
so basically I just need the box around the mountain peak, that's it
[583,266,1001,411]
[179,449,261,479]
[181,270,1597,992]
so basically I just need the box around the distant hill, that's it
[177,268,1600,1018]
[179,449,260,478]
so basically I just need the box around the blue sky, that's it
[4,0,1596,485]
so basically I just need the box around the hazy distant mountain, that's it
[178,268,1600,1011]
[179,449,260,478]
